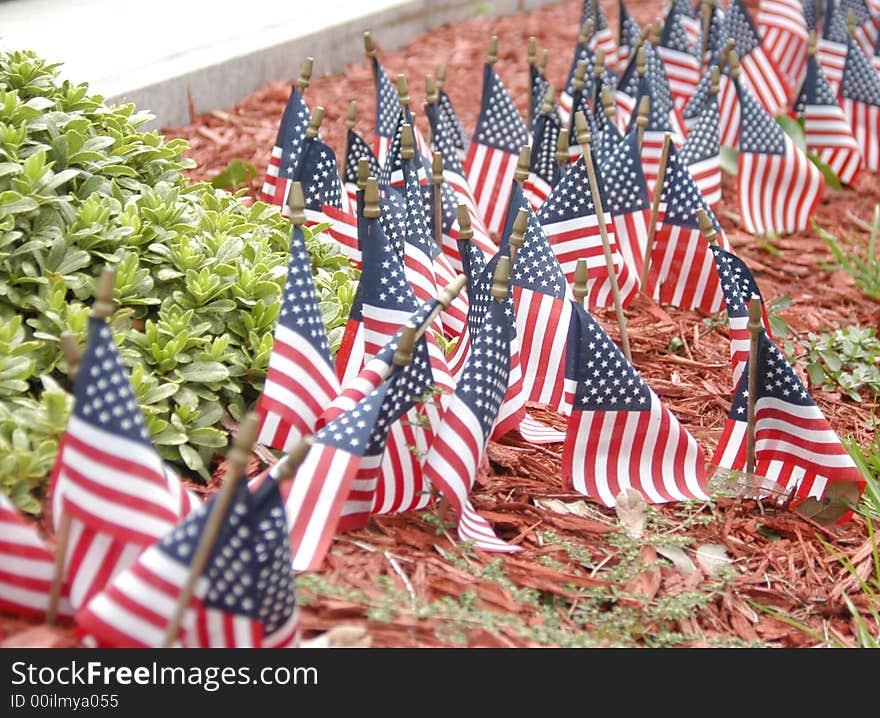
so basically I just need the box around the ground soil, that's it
[2,0,878,648]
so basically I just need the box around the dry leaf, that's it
[695,543,733,575]
[614,488,648,538]
[656,545,697,575]
[301,624,372,648]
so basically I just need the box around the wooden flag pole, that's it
[48,266,116,624]
[592,47,606,105]
[364,31,377,61]
[639,131,673,291]
[514,144,530,186]
[539,49,549,77]
[456,202,475,285]
[436,63,447,92]
[297,56,314,92]
[575,112,633,361]
[745,294,763,476]
[432,152,444,250]
[697,208,718,246]
[491,255,512,302]
[305,106,324,140]
[600,85,617,125]
[487,36,498,67]
[161,412,261,648]
[272,435,314,482]
[573,259,588,307]
[400,123,415,162]
[719,38,736,74]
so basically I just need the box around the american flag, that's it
[817,3,849,95]
[708,243,774,389]
[839,32,880,171]
[438,84,470,161]
[0,491,72,619]
[711,330,866,511]
[342,126,381,210]
[756,0,810,89]
[296,135,360,268]
[77,476,300,648]
[530,62,551,127]
[255,216,340,452]
[700,0,729,68]
[538,143,639,308]
[596,128,651,284]
[680,81,722,207]
[559,23,595,125]
[580,0,618,72]
[424,94,497,273]
[50,316,199,610]
[658,1,703,115]
[562,301,710,507]
[335,330,438,532]
[794,49,863,184]
[523,109,563,210]
[421,275,522,553]
[505,184,573,413]
[617,0,643,74]
[372,55,401,167]
[735,77,824,236]
[259,84,309,206]
[591,101,624,166]
[464,61,531,238]
[874,28,880,73]
[645,142,730,313]
[724,0,792,116]
[674,0,703,50]
[682,61,740,146]
[840,0,880,57]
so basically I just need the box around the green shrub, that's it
[0,50,358,511]
[800,326,880,403]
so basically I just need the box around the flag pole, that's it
[487,35,498,67]
[509,207,529,266]
[456,202,475,286]
[161,412,260,647]
[697,208,717,246]
[556,128,570,169]
[431,151,444,249]
[47,266,116,624]
[592,47,606,107]
[746,294,763,476]
[297,56,313,93]
[436,63,447,93]
[639,131,673,292]
[491,255,512,302]
[600,85,617,127]
[573,259,588,306]
[575,112,633,361]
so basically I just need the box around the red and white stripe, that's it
[591,27,619,75]
[433,251,470,340]
[562,381,709,507]
[464,143,521,238]
[803,102,863,184]
[757,0,810,89]
[513,288,572,412]
[522,172,554,212]
[686,155,722,208]
[612,208,650,287]
[260,145,284,203]
[373,412,435,515]
[647,222,727,313]
[334,315,366,386]
[614,89,637,133]
[839,95,880,171]
[717,75,741,148]
[491,331,527,441]
[852,17,880,59]
[657,46,702,114]
[374,136,392,169]
[817,39,847,96]
[738,133,825,236]
[518,413,566,443]
[681,13,702,51]
[711,397,867,505]
[0,492,72,619]
[255,324,340,453]
[422,403,520,552]
[361,305,414,362]
[305,205,361,270]
[738,45,792,116]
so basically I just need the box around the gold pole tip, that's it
[364,31,376,57]
[540,84,556,115]
[593,47,605,77]
[510,207,528,250]
[437,63,447,90]
[60,332,82,381]
[92,265,116,319]
[555,128,570,164]
[579,18,593,45]
[297,57,314,89]
[228,412,260,468]
[573,258,588,304]
[439,274,468,308]
[432,152,443,184]
[400,123,415,159]
[357,156,370,189]
[696,208,717,244]
[515,145,531,182]
[574,111,591,145]
[288,181,306,225]
[527,36,537,65]
[306,106,324,138]
[396,74,410,107]
[345,100,357,129]
[364,177,380,218]
[491,256,511,300]
[487,36,498,65]
[573,59,587,91]
[456,203,473,240]
[426,74,438,104]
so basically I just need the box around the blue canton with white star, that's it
[361,214,417,314]
[736,81,787,155]
[710,245,764,321]
[658,143,722,229]
[344,129,381,185]
[374,57,400,140]
[296,137,344,210]
[598,129,650,215]
[840,35,880,106]
[273,86,311,180]
[473,64,530,154]
[680,93,720,165]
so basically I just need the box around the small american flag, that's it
[617,0,643,73]
[0,491,72,620]
[724,0,792,115]
[840,0,880,57]
[259,84,310,205]
[372,55,401,167]
[505,183,573,413]
[255,219,340,452]
[342,126,381,209]
[711,330,866,512]
[50,316,199,610]
[682,62,740,147]
[464,62,531,238]
[580,0,618,73]
[437,79,470,160]
[77,477,299,648]
[296,135,360,268]
[646,142,730,313]
[680,84,722,207]
[673,0,703,50]
[658,2,703,115]
[596,128,651,288]
[562,301,709,507]
[523,109,563,210]
[735,77,824,236]
[559,28,595,125]
[538,145,639,308]
[839,33,880,171]
[794,50,863,184]
[422,278,522,553]
[817,3,849,95]
[708,244,774,389]
[756,0,810,89]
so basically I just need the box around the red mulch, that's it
[3,0,879,648]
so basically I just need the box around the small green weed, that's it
[813,204,880,301]
[798,325,880,402]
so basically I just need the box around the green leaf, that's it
[210,159,259,191]
[176,361,230,383]
[819,349,844,373]
[807,361,827,386]
[0,191,39,214]
[806,151,842,191]
[719,146,738,176]
[774,114,806,153]
[187,427,228,448]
